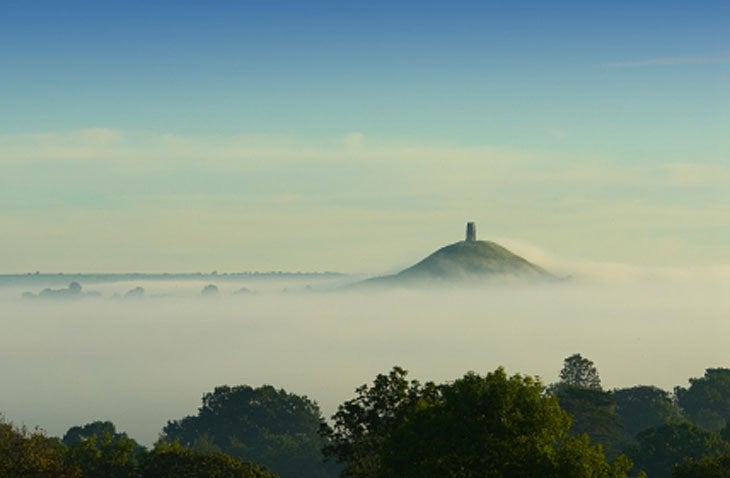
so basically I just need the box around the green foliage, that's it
[552,355,626,459]
[629,423,730,478]
[2,416,278,478]
[139,442,277,478]
[614,386,686,440]
[384,368,631,477]
[63,421,124,446]
[673,453,730,478]
[385,369,569,476]
[324,366,631,477]
[0,419,80,478]
[560,354,603,390]
[676,368,730,431]
[722,423,730,442]
[552,435,634,478]
[162,384,335,478]
[321,366,437,477]
[63,422,142,478]
[11,363,730,478]
[553,385,626,460]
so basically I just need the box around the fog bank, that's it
[0,277,728,445]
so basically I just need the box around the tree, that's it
[380,368,631,477]
[323,367,631,477]
[320,366,438,478]
[553,386,626,460]
[201,284,219,296]
[553,356,624,459]
[552,434,634,478]
[63,421,143,478]
[614,386,685,440]
[63,421,122,446]
[722,422,730,443]
[676,368,730,432]
[673,454,730,478]
[629,423,730,478]
[162,384,336,478]
[139,442,277,478]
[124,287,145,299]
[559,353,602,390]
[0,419,80,478]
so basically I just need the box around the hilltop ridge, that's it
[357,223,554,288]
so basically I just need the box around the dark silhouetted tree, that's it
[553,355,624,459]
[560,353,602,390]
[321,366,438,478]
[614,386,685,440]
[676,368,730,432]
[162,384,336,478]
[124,287,145,299]
[553,386,626,460]
[201,284,219,296]
[629,423,730,478]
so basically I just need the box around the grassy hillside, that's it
[360,240,554,287]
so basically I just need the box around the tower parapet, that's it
[466,222,476,241]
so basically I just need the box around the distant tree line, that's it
[3,356,730,477]
[0,420,275,478]
[549,354,730,477]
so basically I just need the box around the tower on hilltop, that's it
[466,222,476,241]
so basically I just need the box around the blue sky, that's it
[1,1,728,272]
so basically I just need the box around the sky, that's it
[1,0,728,273]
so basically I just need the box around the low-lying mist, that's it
[1,274,728,446]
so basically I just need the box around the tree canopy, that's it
[7,362,730,477]
[162,384,336,478]
[386,368,631,477]
[139,442,277,478]
[614,386,685,440]
[676,368,730,432]
[673,453,730,478]
[1,417,278,478]
[323,366,631,478]
[559,353,603,390]
[629,423,730,478]
[554,385,626,460]
[552,355,625,459]
[0,419,79,478]
[321,366,438,477]
[63,421,143,478]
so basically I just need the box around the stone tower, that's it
[466,222,476,241]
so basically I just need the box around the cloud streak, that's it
[0,128,727,273]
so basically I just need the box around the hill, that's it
[359,239,554,288]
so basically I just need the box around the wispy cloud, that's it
[603,54,730,68]
[1,128,727,272]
